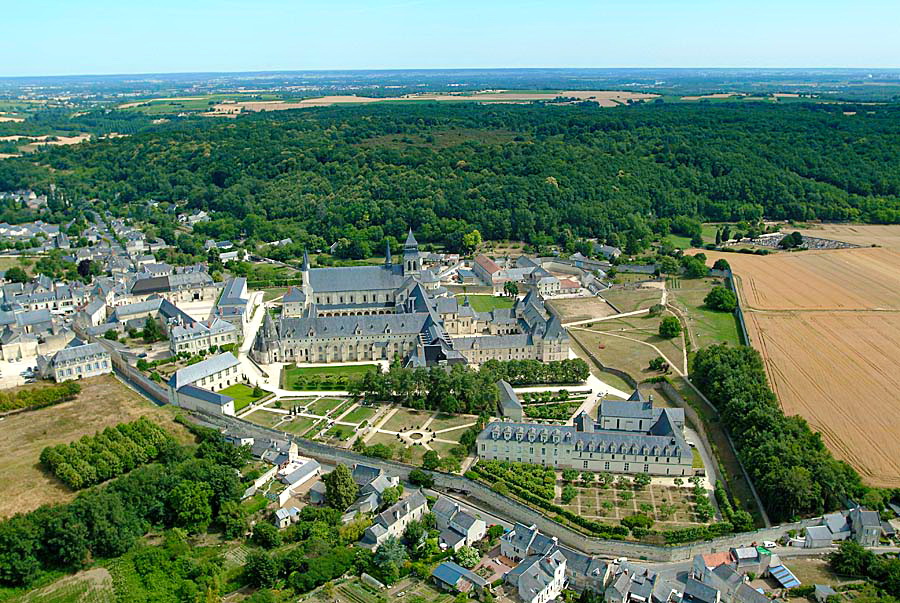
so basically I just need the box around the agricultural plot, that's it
[711,247,900,487]
[561,484,707,529]
[793,223,900,251]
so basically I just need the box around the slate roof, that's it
[372,490,427,530]
[684,577,720,603]
[351,463,383,487]
[177,383,234,407]
[282,459,321,485]
[168,352,240,389]
[498,380,523,416]
[50,342,109,365]
[307,264,408,293]
[432,561,488,590]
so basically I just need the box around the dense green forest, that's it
[2,101,900,255]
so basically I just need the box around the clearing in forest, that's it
[701,247,900,487]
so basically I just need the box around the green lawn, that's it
[307,397,343,416]
[340,405,377,424]
[243,409,286,429]
[458,294,514,312]
[668,278,742,348]
[219,383,265,412]
[262,287,288,302]
[282,363,379,390]
[279,416,315,435]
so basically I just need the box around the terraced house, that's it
[477,390,694,476]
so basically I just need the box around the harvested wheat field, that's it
[793,223,900,251]
[699,248,900,486]
[706,247,900,311]
[203,89,658,115]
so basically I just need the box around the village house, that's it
[359,490,428,550]
[38,342,111,382]
[167,352,243,415]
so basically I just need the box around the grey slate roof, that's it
[169,352,240,389]
[50,342,109,365]
[684,577,720,603]
[307,264,408,293]
[177,383,234,406]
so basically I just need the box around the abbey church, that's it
[251,231,570,367]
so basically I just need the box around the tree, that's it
[408,469,434,488]
[76,259,98,280]
[380,485,402,508]
[659,316,682,338]
[704,286,737,312]
[142,317,164,343]
[454,545,480,569]
[252,384,263,398]
[658,256,679,275]
[217,500,247,539]
[712,259,730,271]
[4,266,27,283]
[244,551,278,588]
[323,464,358,510]
[461,230,482,253]
[780,231,804,249]
[633,473,651,489]
[103,329,119,341]
[374,536,407,567]
[422,450,440,470]
[168,480,213,533]
[251,522,281,549]
[648,356,668,372]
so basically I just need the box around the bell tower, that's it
[402,229,421,276]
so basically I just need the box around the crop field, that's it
[793,223,900,250]
[708,247,900,486]
[15,567,114,603]
[0,375,191,518]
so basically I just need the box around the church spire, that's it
[404,228,418,249]
[385,241,392,265]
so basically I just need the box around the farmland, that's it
[0,375,191,518]
[703,247,900,486]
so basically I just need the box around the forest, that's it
[2,101,900,258]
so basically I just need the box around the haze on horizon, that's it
[4,0,900,78]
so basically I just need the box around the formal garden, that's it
[281,363,379,391]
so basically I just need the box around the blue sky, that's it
[3,0,899,76]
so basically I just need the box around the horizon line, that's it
[4,66,900,80]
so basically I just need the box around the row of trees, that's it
[39,417,177,490]
[691,344,867,522]
[481,358,590,386]
[0,381,80,413]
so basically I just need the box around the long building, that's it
[477,390,695,476]
[251,231,569,367]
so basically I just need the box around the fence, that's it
[192,409,807,562]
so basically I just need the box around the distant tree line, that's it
[0,381,80,413]
[691,344,868,522]
[4,102,900,262]
[39,417,177,490]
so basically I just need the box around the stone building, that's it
[477,390,695,476]
[251,231,569,368]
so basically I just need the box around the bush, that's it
[251,522,281,549]
[0,381,81,413]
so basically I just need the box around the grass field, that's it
[667,277,742,349]
[281,363,378,390]
[243,409,287,429]
[261,287,288,301]
[704,247,900,486]
[570,313,685,381]
[218,383,264,412]
[459,294,514,312]
[0,375,192,519]
[279,416,316,435]
[307,397,343,416]
[547,297,617,323]
[601,286,662,312]
[340,405,377,424]
[381,407,431,432]
[0,255,40,275]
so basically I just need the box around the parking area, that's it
[0,357,40,388]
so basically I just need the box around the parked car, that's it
[763,541,778,549]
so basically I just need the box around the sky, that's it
[3,0,900,76]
